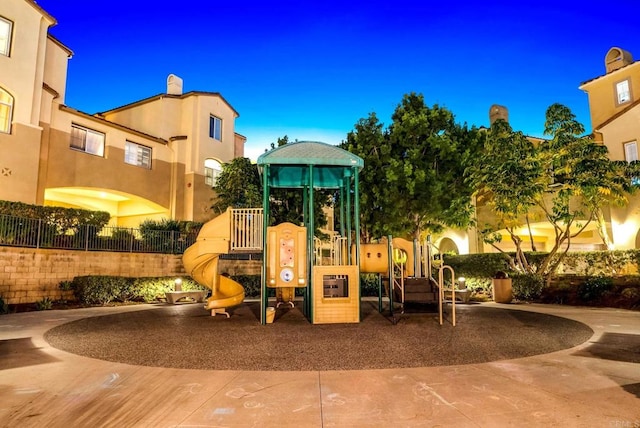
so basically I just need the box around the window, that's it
[0,17,12,57]
[125,141,152,169]
[624,141,638,162]
[0,87,13,134]
[616,79,631,105]
[209,115,222,140]
[70,124,105,156]
[204,158,222,186]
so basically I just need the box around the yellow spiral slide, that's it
[182,209,245,317]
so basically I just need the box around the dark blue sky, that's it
[38,0,640,159]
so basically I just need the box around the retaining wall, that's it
[0,247,260,304]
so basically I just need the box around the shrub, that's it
[360,274,380,297]
[0,295,8,314]
[67,275,206,305]
[577,276,613,302]
[512,274,544,301]
[69,276,136,305]
[230,275,261,298]
[135,277,203,302]
[35,297,53,311]
[620,287,640,308]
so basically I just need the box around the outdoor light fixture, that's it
[458,277,466,289]
[174,277,183,291]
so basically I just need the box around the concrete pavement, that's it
[1,302,639,427]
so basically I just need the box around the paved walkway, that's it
[1,302,639,427]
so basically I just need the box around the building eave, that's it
[59,105,169,145]
[98,91,240,118]
[47,34,73,58]
[579,60,640,89]
[24,0,56,26]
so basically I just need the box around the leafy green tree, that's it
[343,93,480,241]
[211,157,262,214]
[341,113,389,242]
[470,103,638,280]
[469,119,545,272]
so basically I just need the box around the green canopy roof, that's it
[257,141,364,188]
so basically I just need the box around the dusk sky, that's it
[38,1,640,160]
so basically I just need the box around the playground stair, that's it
[393,277,439,304]
[405,278,439,303]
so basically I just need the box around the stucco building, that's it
[0,0,244,226]
[580,47,640,249]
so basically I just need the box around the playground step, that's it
[394,289,438,304]
[404,278,438,293]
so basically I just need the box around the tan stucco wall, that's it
[0,122,43,203]
[43,37,70,103]
[600,104,640,161]
[0,0,54,127]
[39,126,173,210]
[581,63,640,129]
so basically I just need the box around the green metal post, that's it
[261,165,270,325]
[339,184,345,237]
[378,274,383,313]
[387,234,394,316]
[346,171,352,264]
[307,165,314,323]
[353,167,361,320]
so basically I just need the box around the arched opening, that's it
[204,158,222,187]
[0,86,14,134]
[44,187,169,227]
[438,237,459,255]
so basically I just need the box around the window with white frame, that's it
[624,141,638,162]
[209,115,222,141]
[0,17,12,57]
[616,79,631,105]
[70,124,105,156]
[125,141,152,169]
[204,158,222,186]
[0,87,13,134]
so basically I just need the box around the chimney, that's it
[489,104,509,126]
[167,74,183,95]
[605,47,633,74]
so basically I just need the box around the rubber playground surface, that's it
[44,300,594,371]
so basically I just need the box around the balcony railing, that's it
[0,214,198,254]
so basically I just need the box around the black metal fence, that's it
[0,214,198,254]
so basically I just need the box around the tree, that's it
[341,113,390,242]
[470,103,638,280]
[343,93,480,242]
[211,157,262,214]
[468,119,545,272]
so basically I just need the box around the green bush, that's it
[230,275,262,298]
[577,276,613,302]
[360,274,381,297]
[68,275,205,305]
[35,297,53,311]
[442,253,513,279]
[512,274,544,301]
[135,277,203,302]
[69,276,136,305]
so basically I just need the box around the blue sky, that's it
[38,1,640,160]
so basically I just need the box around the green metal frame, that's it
[257,141,364,325]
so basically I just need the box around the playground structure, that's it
[182,141,464,324]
